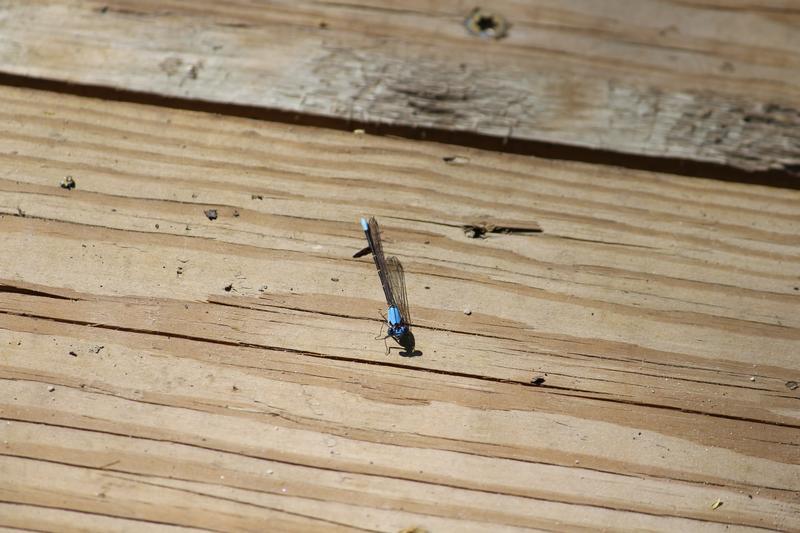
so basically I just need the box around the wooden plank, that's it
[0,85,798,531]
[0,0,799,173]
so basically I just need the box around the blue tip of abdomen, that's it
[360,218,369,231]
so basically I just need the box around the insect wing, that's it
[386,256,410,326]
[366,217,396,308]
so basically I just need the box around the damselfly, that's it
[359,217,415,353]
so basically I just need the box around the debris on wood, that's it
[463,308,472,315]
[224,283,233,292]
[531,377,546,386]
[443,155,470,165]
[330,277,339,282]
[353,129,365,135]
[90,345,104,354]
[251,194,263,200]
[60,176,76,190]
[69,350,77,357]
[48,385,55,392]
[204,209,218,220]
[462,221,542,239]
[711,498,723,510]
[99,459,120,469]
[786,381,798,390]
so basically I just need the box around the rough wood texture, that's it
[1,0,799,173]
[0,85,799,531]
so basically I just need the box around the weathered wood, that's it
[0,85,799,531]
[0,0,799,173]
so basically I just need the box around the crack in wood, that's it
[0,72,796,188]
[0,284,79,302]
[2,308,797,430]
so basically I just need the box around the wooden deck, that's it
[0,2,799,532]
[4,0,800,174]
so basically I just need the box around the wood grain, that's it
[0,0,799,173]
[0,85,799,531]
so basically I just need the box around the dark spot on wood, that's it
[204,209,218,220]
[233,210,240,217]
[786,381,799,391]
[330,277,339,282]
[60,176,76,190]
[251,194,263,200]
[69,351,77,357]
[97,6,165,17]
[224,284,233,292]
[319,21,329,29]
[215,21,251,29]
[232,385,239,392]
[155,224,159,229]
[531,377,546,386]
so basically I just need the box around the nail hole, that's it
[465,8,509,39]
